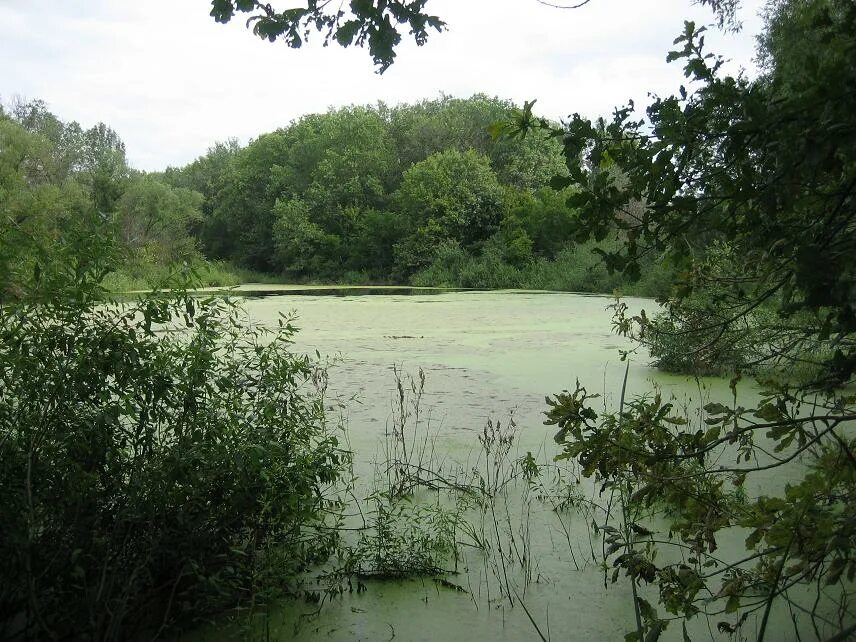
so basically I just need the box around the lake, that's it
[183,287,807,642]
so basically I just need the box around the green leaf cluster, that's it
[0,223,347,639]
[208,0,445,72]
[541,2,856,637]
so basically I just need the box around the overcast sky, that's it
[0,0,766,171]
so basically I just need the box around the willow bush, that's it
[0,224,346,640]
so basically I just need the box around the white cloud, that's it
[0,0,766,171]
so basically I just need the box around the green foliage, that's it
[387,94,567,190]
[9,99,131,211]
[207,131,292,270]
[511,188,578,259]
[272,197,341,277]
[349,491,460,579]
[549,378,856,640]
[207,0,741,72]
[102,257,249,292]
[1,101,203,297]
[0,221,346,640]
[116,174,202,262]
[161,138,242,250]
[533,1,856,638]
[171,96,606,290]
[0,114,98,300]
[345,207,408,279]
[78,122,129,212]
[208,0,445,72]
[393,148,504,274]
[412,237,674,296]
[622,243,776,375]
[8,98,84,183]
[302,107,397,215]
[527,6,856,386]
[411,241,523,289]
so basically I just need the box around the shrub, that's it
[625,243,775,375]
[641,301,759,375]
[0,247,345,639]
[411,236,674,295]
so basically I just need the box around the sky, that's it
[0,0,766,172]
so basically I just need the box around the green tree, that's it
[272,196,340,276]
[162,138,241,248]
[387,94,566,190]
[208,131,293,269]
[305,107,396,207]
[115,175,203,263]
[79,122,130,213]
[0,220,346,639]
[9,98,82,182]
[7,99,128,212]
[536,1,856,638]
[509,187,579,259]
[345,207,408,278]
[394,149,504,275]
[0,114,93,299]
[0,102,347,640]
[173,96,574,283]
[300,106,398,253]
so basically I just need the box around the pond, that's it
[182,287,805,642]
[234,285,738,465]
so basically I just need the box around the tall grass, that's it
[103,258,289,292]
[412,241,674,298]
[104,241,674,296]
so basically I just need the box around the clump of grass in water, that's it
[280,367,604,642]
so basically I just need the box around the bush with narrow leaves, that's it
[0,242,346,640]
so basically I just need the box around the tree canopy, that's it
[209,0,445,71]
[533,1,856,638]
[163,95,649,290]
[0,101,221,296]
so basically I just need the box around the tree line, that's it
[0,97,220,296]
[161,94,671,293]
[3,93,671,295]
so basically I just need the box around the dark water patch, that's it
[116,287,624,304]
[232,287,477,299]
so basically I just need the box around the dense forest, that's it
[0,98,236,296]
[2,94,672,296]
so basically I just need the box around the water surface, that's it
[186,288,805,641]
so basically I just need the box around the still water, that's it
[183,287,803,641]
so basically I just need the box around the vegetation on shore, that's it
[1,0,854,639]
[2,93,675,296]
[160,94,674,295]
